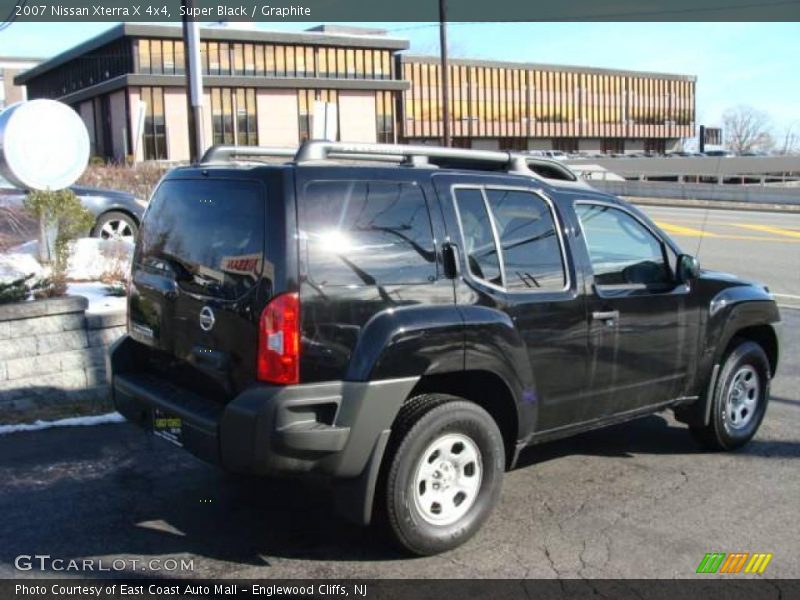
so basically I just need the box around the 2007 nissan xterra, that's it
[109,141,780,555]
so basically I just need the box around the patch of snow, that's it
[0,412,125,435]
[0,247,47,283]
[67,237,133,281]
[67,281,127,314]
[1,237,133,283]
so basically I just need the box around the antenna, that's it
[695,154,725,259]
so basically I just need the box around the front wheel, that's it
[690,340,771,451]
[383,395,505,556]
[91,211,139,243]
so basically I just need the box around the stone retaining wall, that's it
[0,296,125,419]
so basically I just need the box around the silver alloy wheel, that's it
[100,219,133,241]
[725,365,760,430]
[412,432,483,526]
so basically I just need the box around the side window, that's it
[299,181,436,286]
[485,189,566,291]
[454,188,502,286]
[575,203,671,287]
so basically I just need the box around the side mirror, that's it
[676,254,700,283]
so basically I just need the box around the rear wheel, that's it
[690,340,771,451]
[92,211,138,243]
[383,395,505,555]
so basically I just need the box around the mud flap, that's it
[332,429,391,526]
[674,364,719,428]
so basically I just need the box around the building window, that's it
[601,138,625,154]
[499,138,527,151]
[254,44,265,75]
[138,40,151,74]
[219,43,231,75]
[232,43,245,76]
[275,45,286,76]
[552,138,578,153]
[150,40,163,75]
[174,41,185,75]
[376,91,394,143]
[208,42,220,75]
[236,88,258,146]
[265,45,275,76]
[162,40,175,74]
[141,87,167,160]
[211,88,258,146]
[298,89,339,142]
[644,139,666,154]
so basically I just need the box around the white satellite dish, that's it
[0,99,90,191]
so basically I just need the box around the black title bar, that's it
[1,0,800,22]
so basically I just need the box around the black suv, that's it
[109,142,780,555]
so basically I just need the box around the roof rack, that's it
[199,141,579,182]
[295,140,514,166]
[201,145,296,163]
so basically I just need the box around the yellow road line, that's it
[654,220,800,243]
[654,221,718,237]
[733,223,800,239]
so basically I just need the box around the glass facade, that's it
[376,90,395,143]
[210,87,258,146]
[135,39,394,80]
[402,59,696,142]
[141,86,166,160]
[25,38,132,99]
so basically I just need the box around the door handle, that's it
[592,310,620,322]
[442,241,460,279]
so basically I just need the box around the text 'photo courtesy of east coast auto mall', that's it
[0,1,798,599]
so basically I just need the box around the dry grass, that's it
[99,239,131,284]
[77,162,170,200]
[0,205,36,252]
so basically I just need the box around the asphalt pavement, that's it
[0,204,798,579]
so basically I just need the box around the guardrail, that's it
[567,156,800,183]
[589,179,800,205]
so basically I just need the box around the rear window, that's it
[138,178,265,299]
[298,180,436,286]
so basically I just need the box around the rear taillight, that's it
[257,292,300,385]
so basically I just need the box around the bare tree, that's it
[722,105,774,153]
[777,122,800,155]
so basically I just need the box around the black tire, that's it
[690,339,771,451]
[383,394,505,556]
[91,211,139,242]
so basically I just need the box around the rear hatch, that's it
[128,172,274,400]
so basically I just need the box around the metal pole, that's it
[699,125,705,154]
[182,0,204,163]
[439,0,451,147]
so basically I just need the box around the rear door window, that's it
[454,186,567,291]
[485,189,566,291]
[137,178,265,299]
[298,181,436,286]
[454,188,502,286]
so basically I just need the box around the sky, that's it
[1,21,798,133]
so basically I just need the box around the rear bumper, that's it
[109,336,418,479]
